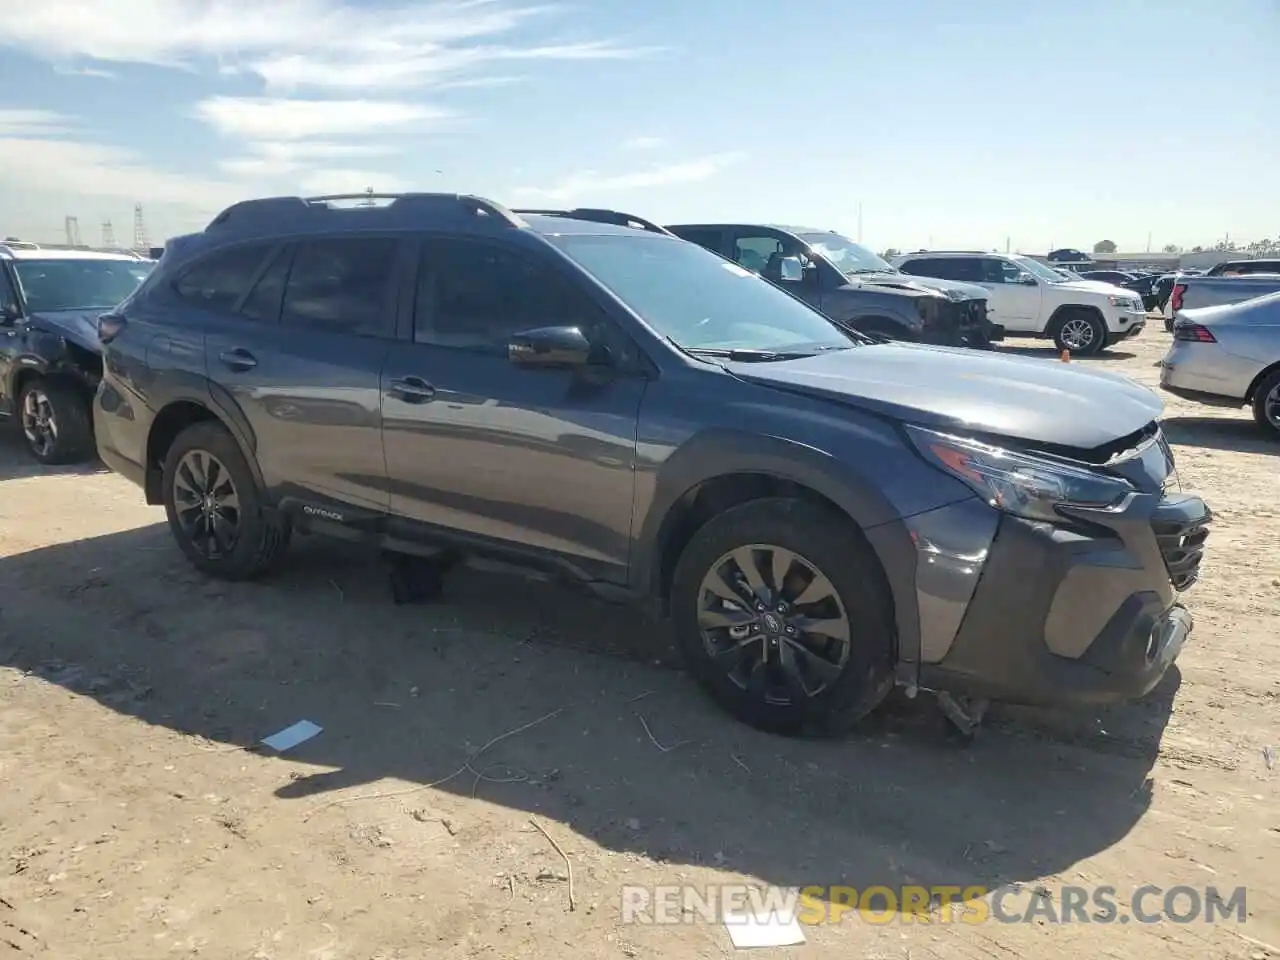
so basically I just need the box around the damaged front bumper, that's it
[903,489,1210,707]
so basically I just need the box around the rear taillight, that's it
[97,312,127,344]
[1174,323,1216,343]
[1171,283,1187,312]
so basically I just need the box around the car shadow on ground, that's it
[995,344,1138,362]
[1162,415,1276,455]
[0,518,1184,912]
[0,427,110,480]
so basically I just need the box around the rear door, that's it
[201,235,407,513]
[381,234,648,581]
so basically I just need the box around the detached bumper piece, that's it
[1152,496,1212,590]
[918,492,1212,707]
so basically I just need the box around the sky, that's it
[0,0,1276,254]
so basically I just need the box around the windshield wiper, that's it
[846,267,891,275]
[683,347,822,362]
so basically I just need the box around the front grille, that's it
[1152,511,1211,591]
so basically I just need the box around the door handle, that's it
[388,376,436,403]
[218,348,257,372]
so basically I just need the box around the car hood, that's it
[29,310,104,353]
[1052,279,1134,299]
[725,342,1162,451]
[850,271,988,302]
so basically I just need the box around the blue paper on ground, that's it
[261,720,323,752]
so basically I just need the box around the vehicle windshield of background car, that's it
[12,259,153,312]
[1011,256,1073,283]
[798,233,896,276]
[551,234,860,355]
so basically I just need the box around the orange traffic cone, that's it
[1060,349,1071,363]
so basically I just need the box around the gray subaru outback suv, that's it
[93,193,1211,735]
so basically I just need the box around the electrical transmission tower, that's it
[133,204,149,251]
[64,216,83,246]
[101,220,116,248]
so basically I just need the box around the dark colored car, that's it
[0,245,153,462]
[1079,270,1161,310]
[666,223,997,348]
[1205,258,1280,277]
[94,193,1211,736]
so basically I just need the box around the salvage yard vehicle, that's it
[95,193,1210,736]
[666,223,997,348]
[1160,290,1280,436]
[891,250,1148,355]
[0,243,153,463]
[1163,274,1280,331]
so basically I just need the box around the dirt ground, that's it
[1,327,1277,959]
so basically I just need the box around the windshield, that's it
[550,234,857,353]
[1011,256,1070,283]
[12,258,152,312]
[798,233,895,275]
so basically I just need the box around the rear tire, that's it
[1251,368,1280,438]
[18,377,95,465]
[161,421,290,580]
[670,497,895,737]
[1051,309,1107,356]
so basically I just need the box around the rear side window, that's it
[902,257,978,281]
[239,247,293,324]
[669,227,724,253]
[280,237,398,338]
[174,243,273,312]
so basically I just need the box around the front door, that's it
[727,229,823,309]
[979,258,1044,332]
[381,236,648,581]
[199,236,403,512]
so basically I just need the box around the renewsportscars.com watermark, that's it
[620,883,1249,926]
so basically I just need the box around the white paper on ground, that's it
[723,906,806,949]
[261,720,323,752]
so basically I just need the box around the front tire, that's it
[1051,309,1108,356]
[161,421,290,580]
[18,377,95,464]
[670,498,895,736]
[1251,368,1280,438]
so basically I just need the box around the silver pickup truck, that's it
[1164,274,1280,330]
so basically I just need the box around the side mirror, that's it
[508,325,594,369]
[0,301,19,325]
[778,256,804,283]
[1019,274,1038,286]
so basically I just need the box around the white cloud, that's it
[0,136,243,208]
[219,140,398,178]
[0,1,658,93]
[622,135,666,151]
[53,64,115,79]
[0,109,66,136]
[296,168,412,195]
[513,153,743,203]
[195,96,448,141]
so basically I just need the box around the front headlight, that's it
[905,425,1134,522]
[1108,294,1140,310]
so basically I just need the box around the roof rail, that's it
[0,239,40,250]
[513,207,676,236]
[205,193,527,232]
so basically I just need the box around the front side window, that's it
[1009,256,1067,283]
[414,239,605,352]
[280,237,398,338]
[549,233,855,353]
[15,258,153,312]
